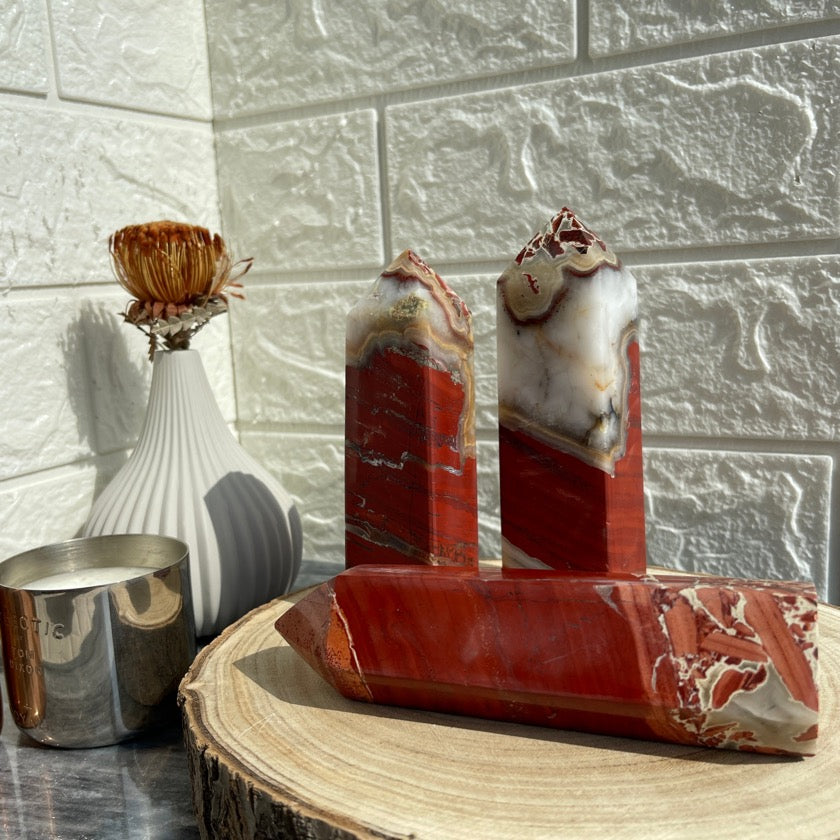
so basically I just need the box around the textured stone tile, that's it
[68,295,150,458]
[0,465,102,560]
[0,291,235,478]
[231,280,364,427]
[638,257,840,441]
[0,102,219,289]
[241,432,345,567]
[50,0,211,118]
[218,111,382,271]
[590,2,840,57]
[232,272,498,430]
[387,38,839,262]
[476,437,501,561]
[206,0,576,117]
[0,1,47,93]
[0,294,100,478]
[645,448,831,599]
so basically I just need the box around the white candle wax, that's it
[22,565,151,591]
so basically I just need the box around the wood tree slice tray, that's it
[179,587,840,840]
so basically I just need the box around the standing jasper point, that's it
[345,250,478,568]
[497,208,646,574]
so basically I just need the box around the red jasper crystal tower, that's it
[277,211,820,758]
[345,250,478,568]
[497,209,645,574]
[277,566,819,756]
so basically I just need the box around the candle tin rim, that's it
[0,533,190,594]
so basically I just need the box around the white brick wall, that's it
[217,112,384,271]
[385,40,838,259]
[0,2,47,91]
[204,1,577,116]
[49,0,212,118]
[589,2,840,56]
[1,3,837,602]
[0,1,230,557]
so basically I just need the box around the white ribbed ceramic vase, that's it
[84,350,302,636]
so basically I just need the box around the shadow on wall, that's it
[62,300,149,518]
[205,470,304,632]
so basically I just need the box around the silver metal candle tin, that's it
[0,534,196,748]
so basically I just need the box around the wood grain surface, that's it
[179,585,840,840]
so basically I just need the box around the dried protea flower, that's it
[111,220,252,360]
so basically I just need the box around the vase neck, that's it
[141,350,229,434]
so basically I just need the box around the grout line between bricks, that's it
[0,451,126,492]
[620,239,840,266]
[40,0,59,104]
[828,461,840,603]
[238,423,345,439]
[0,87,46,101]
[10,432,836,472]
[576,0,592,66]
[644,435,840,458]
[375,100,392,262]
[0,86,215,129]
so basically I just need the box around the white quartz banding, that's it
[346,249,476,454]
[347,251,472,375]
[497,209,639,474]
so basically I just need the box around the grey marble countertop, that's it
[0,697,199,840]
[0,563,338,840]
